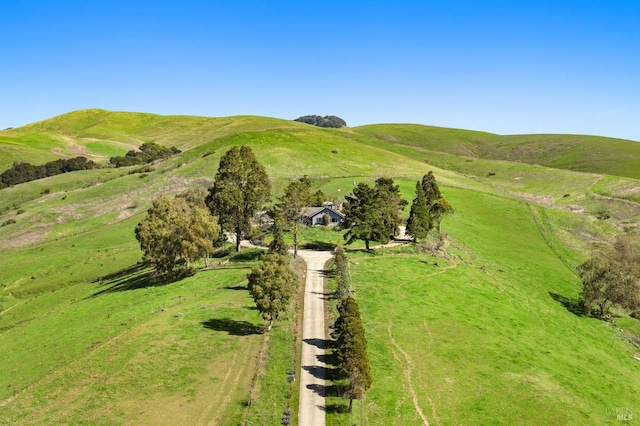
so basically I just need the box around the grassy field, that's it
[325,187,640,425]
[1,110,639,425]
[353,123,640,180]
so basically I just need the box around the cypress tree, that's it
[405,181,430,243]
[334,296,372,412]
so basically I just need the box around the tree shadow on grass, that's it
[323,403,350,414]
[225,284,248,291]
[201,318,263,336]
[87,263,173,298]
[549,292,586,317]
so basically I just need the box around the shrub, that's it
[1,219,16,227]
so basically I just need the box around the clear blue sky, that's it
[1,0,639,141]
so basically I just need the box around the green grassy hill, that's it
[0,110,639,424]
[353,123,640,180]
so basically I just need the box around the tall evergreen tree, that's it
[206,146,271,252]
[374,177,408,239]
[421,170,442,206]
[334,296,372,412]
[343,183,388,250]
[333,246,352,300]
[405,181,430,243]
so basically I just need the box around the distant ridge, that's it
[2,109,639,179]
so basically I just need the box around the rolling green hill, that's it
[353,123,640,179]
[0,110,639,424]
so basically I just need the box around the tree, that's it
[374,177,407,239]
[333,246,352,300]
[421,171,442,205]
[430,197,454,234]
[578,237,640,317]
[206,146,271,252]
[422,170,442,230]
[343,183,388,250]
[333,296,372,412]
[311,189,326,206]
[405,181,430,243]
[268,215,289,256]
[277,177,313,257]
[135,194,220,277]
[406,172,453,240]
[247,254,298,330]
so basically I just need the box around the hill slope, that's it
[0,110,639,424]
[353,123,640,179]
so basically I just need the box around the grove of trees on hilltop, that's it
[294,115,347,128]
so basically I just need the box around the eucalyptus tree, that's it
[206,146,271,252]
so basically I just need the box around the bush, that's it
[631,310,640,320]
[1,219,16,227]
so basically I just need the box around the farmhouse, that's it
[300,205,345,226]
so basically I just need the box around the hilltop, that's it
[2,109,640,179]
[0,109,639,424]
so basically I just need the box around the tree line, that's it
[331,247,372,412]
[0,157,99,189]
[0,141,180,189]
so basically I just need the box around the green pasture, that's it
[0,111,639,425]
[326,187,640,425]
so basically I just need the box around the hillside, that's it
[0,110,639,424]
[353,123,640,180]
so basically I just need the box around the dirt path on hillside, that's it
[387,247,460,426]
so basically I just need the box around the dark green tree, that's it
[421,170,442,206]
[333,246,352,300]
[333,296,372,412]
[247,254,298,331]
[135,194,220,277]
[405,181,430,243]
[206,146,271,252]
[277,177,313,257]
[343,183,388,250]
[375,177,408,239]
[311,189,326,206]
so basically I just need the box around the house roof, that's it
[301,206,345,219]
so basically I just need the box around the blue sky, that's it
[1,0,639,140]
